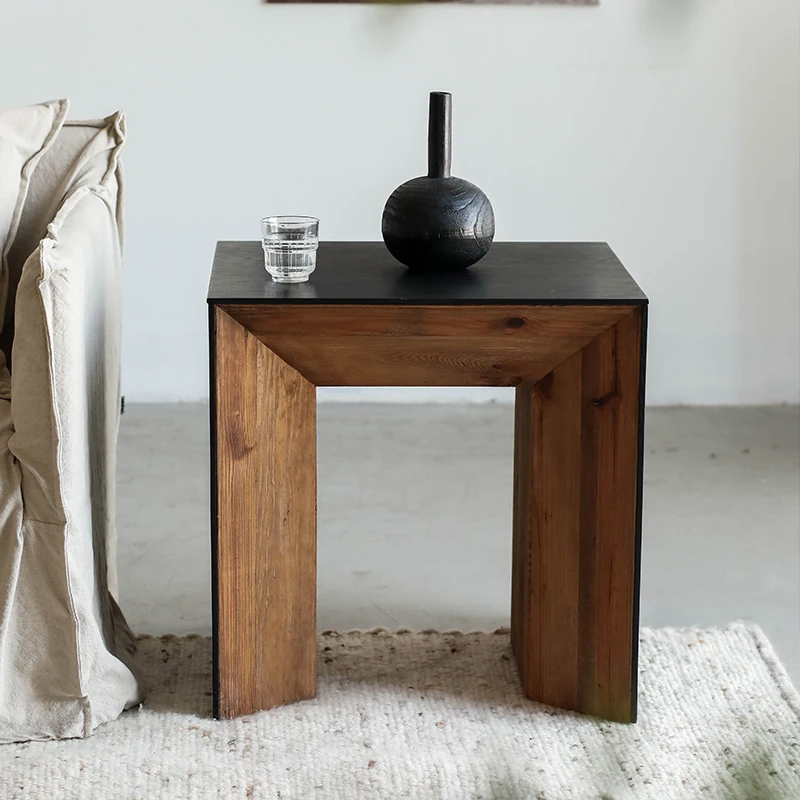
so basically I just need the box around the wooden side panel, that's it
[221,304,633,387]
[511,307,644,722]
[511,362,582,710]
[212,306,317,719]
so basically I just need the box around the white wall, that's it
[2,0,798,404]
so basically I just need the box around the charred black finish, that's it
[427,90,452,179]
[382,92,495,271]
[207,241,649,306]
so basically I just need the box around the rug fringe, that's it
[136,626,514,641]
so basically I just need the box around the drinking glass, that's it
[261,216,319,283]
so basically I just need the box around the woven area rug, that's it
[1,624,798,799]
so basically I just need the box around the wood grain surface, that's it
[511,306,644,723]
[221,304,632,386]
[211,292,646,723]
[212,307,317,720]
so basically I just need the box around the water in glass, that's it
[261,216,319,283]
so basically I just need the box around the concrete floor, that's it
[117,403,800,689]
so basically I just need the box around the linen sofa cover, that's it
[0,101,142,742]
[0,99,68,386]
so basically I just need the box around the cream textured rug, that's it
[1,624,799,799]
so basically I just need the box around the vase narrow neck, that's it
[428,92,452,179]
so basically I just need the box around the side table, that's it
[207,242,648,723]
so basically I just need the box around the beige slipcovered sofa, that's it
[0,99,143,743]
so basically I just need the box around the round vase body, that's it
[381,91,495,272]
[382,176,495,271]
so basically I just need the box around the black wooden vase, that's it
[382,92,495,271]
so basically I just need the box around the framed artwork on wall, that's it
[266,0,596,4]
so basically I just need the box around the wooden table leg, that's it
[210,306,317,720]
[511,307,646,723]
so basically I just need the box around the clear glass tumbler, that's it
[261,216,319,283]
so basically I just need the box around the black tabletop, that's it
[207,242,647,306]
